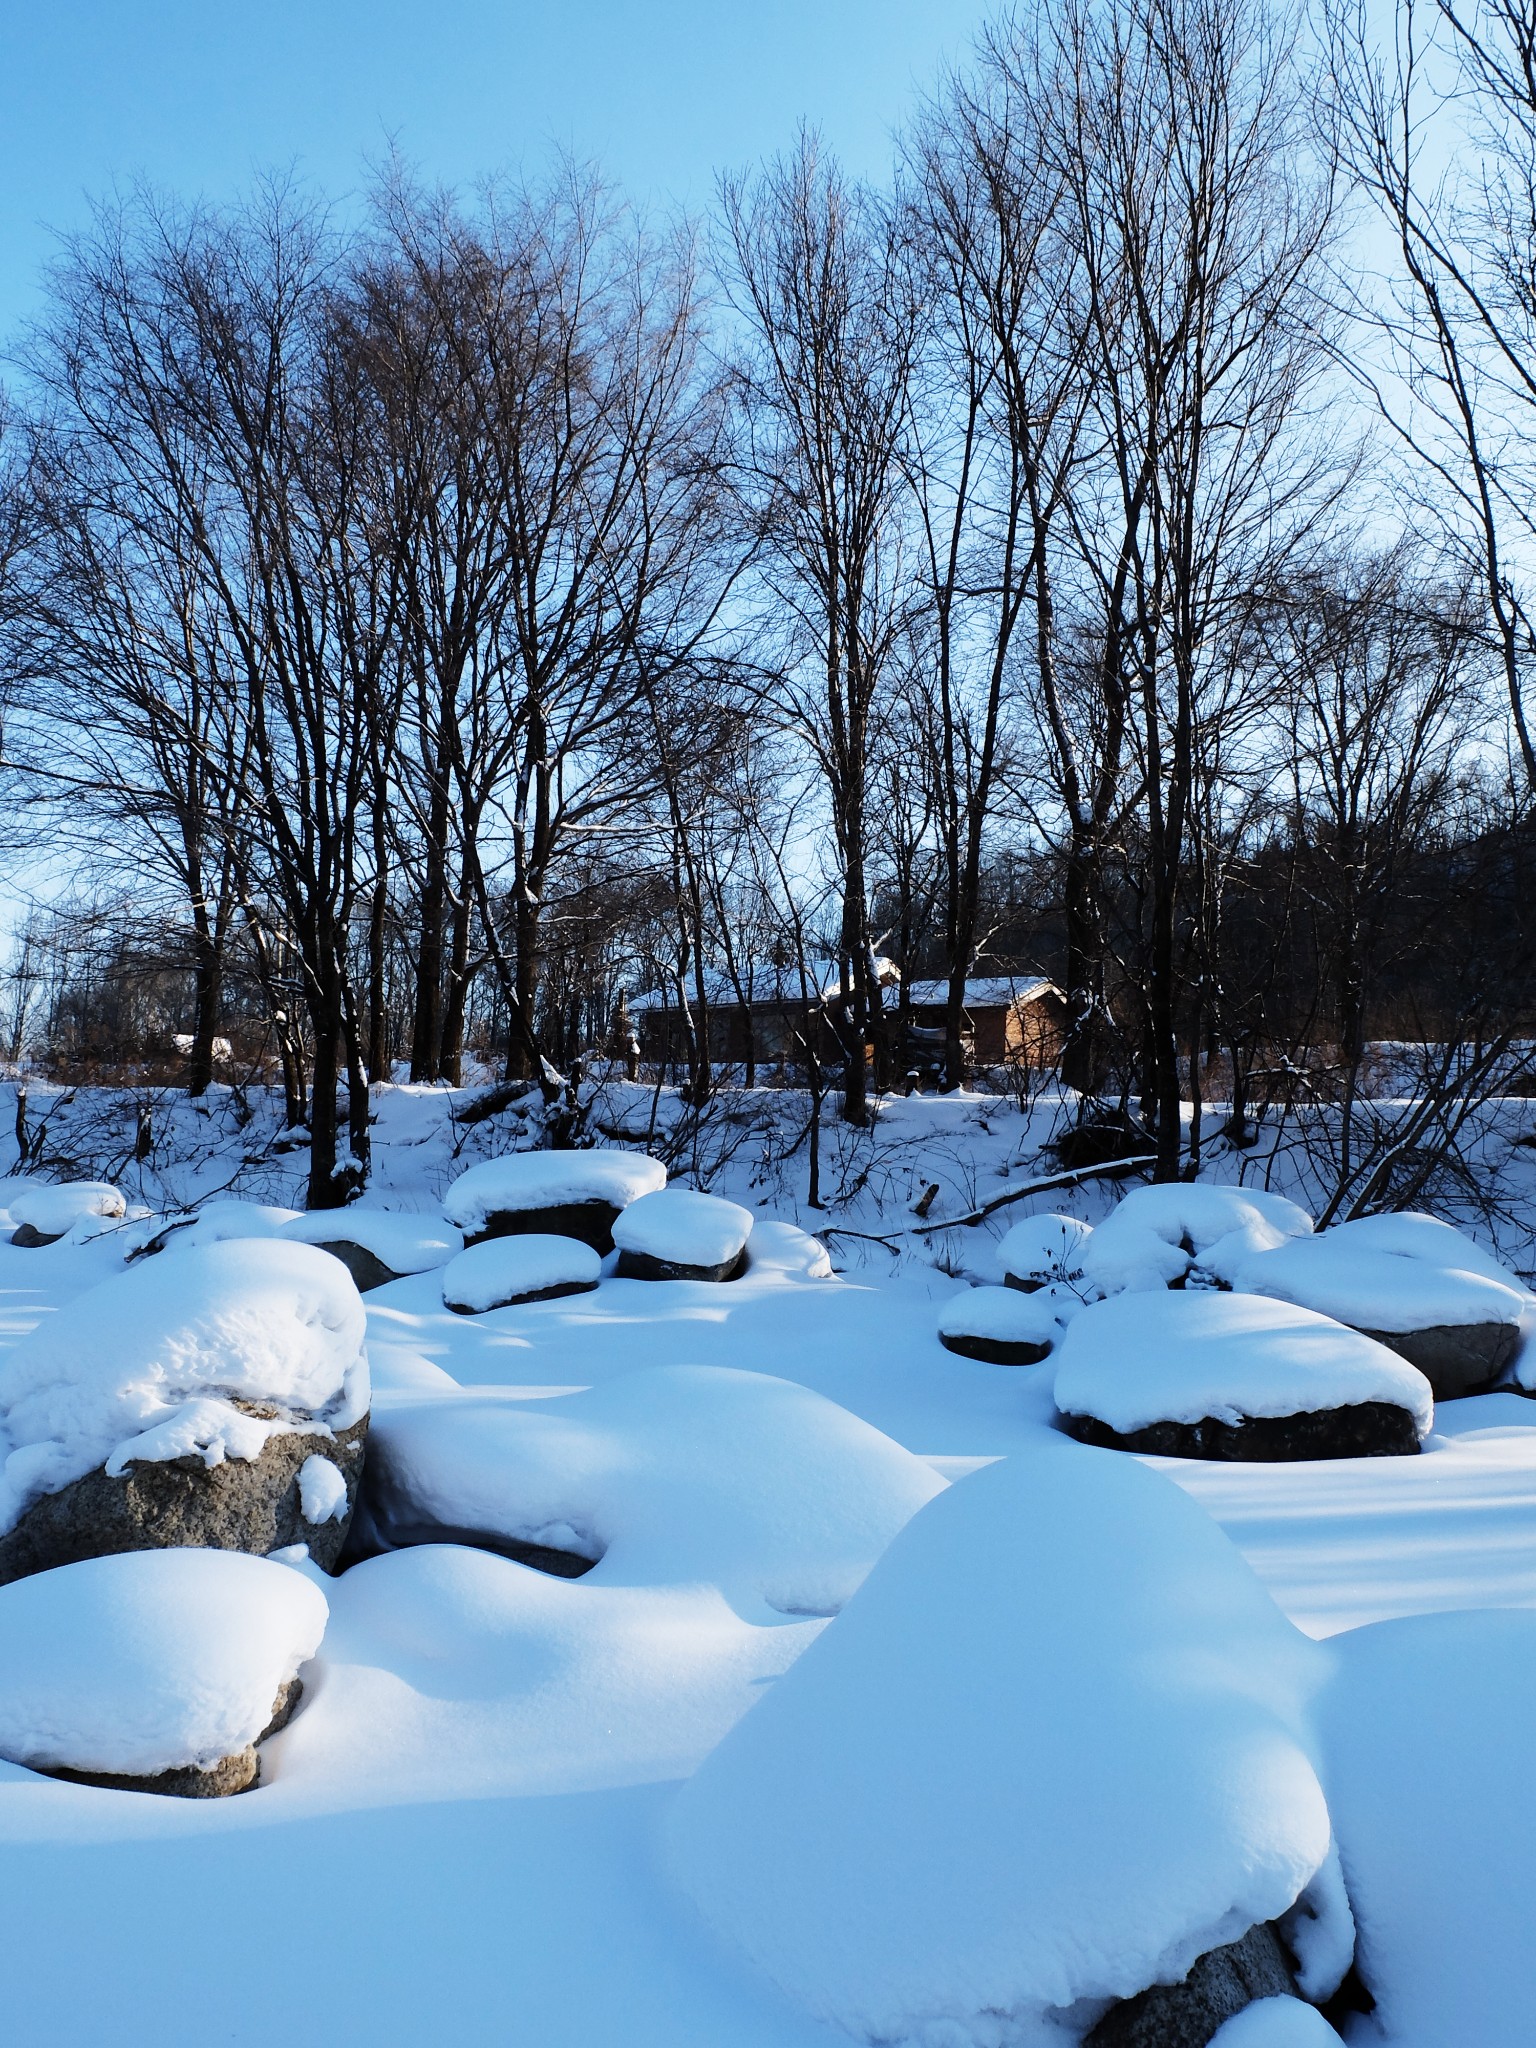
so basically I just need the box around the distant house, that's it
[900,977,1067,1072]
[632,968,826,1069]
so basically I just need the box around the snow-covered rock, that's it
[441,1234,601,1314]
[363,1365,945,1618]
[0,1548,326,1794]
[280,1208,462,1291]
[666,1444,1339,2043]
[996,1212,1092,1292]
[937,1284,1059,1364]
[1319,1607,1536,2047]
[6,1181,125,1246]
[612,1188,753,1281]
[1231,1222,1528,1399]
[1082,1183,1314,1296]
[442,1148,665,1250]
[0,1239,370,1579]
[1054,1291,1432,1460]
[129,1201,301,1259]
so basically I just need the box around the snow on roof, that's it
[628,967,819,1012]
[903,977,1058,1009]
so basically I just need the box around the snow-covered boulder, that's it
[127,1201,300,1260]
[0,1548,326,1796]
[996,1212,1092,1293]
[612,1188,753,1282]
[1318,1607,1536,2046]
[1230,1216,1529,1400]
[361,1365,945,1616]
[6,1180,125,1248]
[1054,1291,1432,1461]
[666,1444,1341,2044]
[937,1284,1059,1364]
[441,1234,601,1314]
[1082,1183,1314,1297]
[0,1238,370,1583]
[280,1208,463,1292]
[442,1148,665,1251]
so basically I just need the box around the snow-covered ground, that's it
[0,1080,1532,2043]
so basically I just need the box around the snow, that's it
[0,1238,368,1534]
[441,1234,601,1313]
[612,1188,754,1268]
[1230,1231,1527,1333]
[0,1549,326,1777]
[902,976,1055,1008]
[1210,2001,1341,2046]
[1318,1607,1536,2047]
[442,1148,666,1234]
[937,1283,1061,1347]
[1053,1290,1434,1434]
[1082,1182,1314,1295]
[666,1444,1338,2044]
[279,1207,463,1273]
[298,1454,349,1525]
[5,1181,124,1239]
[365,1366,946,1619]
[138,1200,300,1254]
[995,1212,1092,1288]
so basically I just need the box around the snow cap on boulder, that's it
[995,1212,1093,1291]
[613,1188,753,1279]
[1081,1183,1313,1295]
[7,1181,125,1244]
[442,1148,664,1247]
[441,1234,601,1313]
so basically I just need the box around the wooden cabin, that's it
[900,977,1067,1072]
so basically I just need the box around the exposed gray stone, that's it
[9,1223,60,1249]
[42,1677,305,1799]
[445,1277,598,1315]
[615,1245,750,1284]
[310,1239,401,1294]
[1357,1320,1519,1401]
[1085,1923,1300,2048]
[938,1331,1053,1366]
[468,1198,622,1254]
[1062,1400,1421,1461]
[0,1412,369,1587]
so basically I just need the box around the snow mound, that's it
[0,1238,369,1536]
[995,1213,1092,1290]
[612,1188,753,1269]
[0,1548,327,1777]
[666,1444,1336,2041]
[366,1365,946,1619]
[1324,1210,1526,1286]
[6,1181,125,1240]
[1210,2001,1341,2046]
[1319,1607,1536,2047]
[1231,1228,1527,1335]
[937,1285,1060,1346]
[136,1201,301,1256]
[441,1234,601,1313]
[738,1217,833,1279]
[442,1149,664,1234]
[1083,1183,1314,1295]
[280,1209,462,1274]
[1054,1291,1433,1434]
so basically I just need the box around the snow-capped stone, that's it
[298,1455,349,1526]
[1054,1291,1432,1460]
[6,1181,125,1247]
[1083,1183,1313,1296]
[1318,1608,1536,2046]
[441,1234,601,1314]
[665,1444,1337,2043]
[1230,1226,1528,1399]
[0,1548,327,1793]
[129,1201,301,1259]
[362,1365,945,1617]
[442,1148,665,1250]
[280,1208,463,1291]
[612,1188,753,1281]
[0,1238,370,1580]
[996,1212,1093,1292]
[937,1285,1059,1364]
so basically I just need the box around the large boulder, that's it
[6,1180,125,1248]
[938,1284,1059,1364]
[279,1209,462,1292]
[1228,1218,1528,1401]
[612,1189,753,1282]
[0,1238,370,1583]
[441,1234,601,1314]
[442,1149,665,1252]
[1054,1291,1433,1463]
[0,1548,327,1797]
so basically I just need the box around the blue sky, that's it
[0,0,976,344]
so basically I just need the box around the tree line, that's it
[1,0,1535,1206]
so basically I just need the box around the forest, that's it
[1,0,1535,1208]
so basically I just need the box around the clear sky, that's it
[0,0,977,346]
